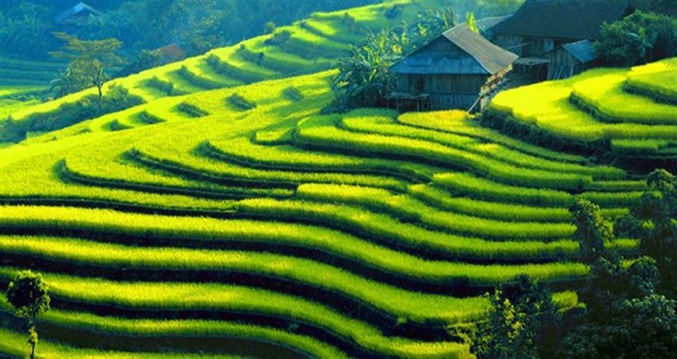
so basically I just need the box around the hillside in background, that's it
[1,0,449,142]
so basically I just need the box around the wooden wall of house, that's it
[547,50,582,79]
[494,35,525,56]
[495,35,569,57]
[430,94,477,110]
[395,73,487,110]
[395,74,486,96]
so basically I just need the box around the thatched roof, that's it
[157,43,187,64]
[492,0,631,40]
[391,24,518,75]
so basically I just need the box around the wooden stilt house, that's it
[389,24,518,112]
[491,0,633,57]
[546,40,599,79]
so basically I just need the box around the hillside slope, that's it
[488,58,677,158]
[3,0,433,133]
[0,64,651,357]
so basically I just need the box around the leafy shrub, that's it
[0,85,142,142]
[264,30,292,46]
[146,76,174,95]
[228,93,257,110]
[595,11,677,66]
[283,86,304,101]
[176,102,208,117]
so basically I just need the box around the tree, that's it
[563,257,677,359]
[0,2,54,58]
[595,11,677,66]
[569,199,615,264]
[471,275,561,359]
[328,5,458,111]
[329,28,403,110]
[50,32,123,110]
[466,12,479,33]
[6,271,50,359]
[616,169,677,298]
[264,21,276,34]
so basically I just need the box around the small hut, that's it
[54,2,102,27]
[546,40,599,80]
[157,43,187,64]
[389,24,518,112]
[491,0,632,57]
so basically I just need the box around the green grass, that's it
[0,40,665,358]
[433,172,644,207]
[489,66,677,154]
[625,57,677,103]
[297,114,595,190]
[2,0,434,134]
[295,183,576,239]
[0,268,474,359]
[0,307,342,359]
[0,235,491,325]
[397,110,588,163]
[0,206,619,285]
[341,111,625,179]
[571,69,677,125]
[0,326,252,358]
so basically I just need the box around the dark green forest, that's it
[1,0,381,59]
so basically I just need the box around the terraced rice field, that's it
[4,0,433,129]
[0,86,46,120]
[0,56,65,87]
[489,59,677,156]
[1,63,653,357]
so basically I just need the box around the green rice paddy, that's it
[1,1,675,357]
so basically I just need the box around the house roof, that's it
[561,39,598,63]
[492,0,631,40]
[475,14,513,33]
[157,43,187,63]
[391,24,518,75]
[442,24,519,74]
[54,2,102,24]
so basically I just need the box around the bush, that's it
[595,11,677,66]
[0,85,142,142]
[264,30,292,46]
[227,93,257,110]
[146,76,174,95]
[283,86,304,101]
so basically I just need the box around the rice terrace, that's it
[0,0,676,358]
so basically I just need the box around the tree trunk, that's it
[28,314,37,359]
[95,66,104,115]
[97,83,103,114]
[30,338,36,359]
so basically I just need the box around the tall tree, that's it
[616,169,677,298]
[6,271,50,359]
[330,28,403,110]
[50,32,123,109]
[471,275,561,359]
[569,199,615,264]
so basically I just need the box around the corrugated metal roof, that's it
[442,24,519,74]
[562,39,598,63]
[54,2,102,24]
[492,0,630,40]
[391,24,518,75]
